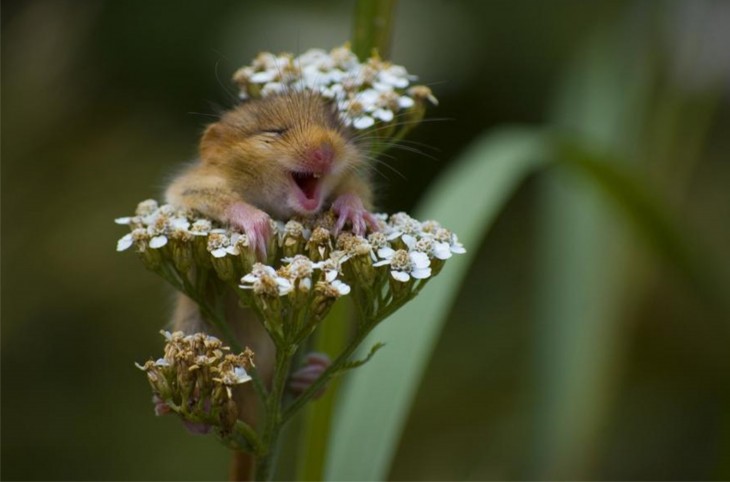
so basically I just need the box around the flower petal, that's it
[149,235,168,249]
[377,247,395,259]
[116,234,134,252]
[391,270,410,282]
[211,248,227,258]
[433,242,453,260]
[331,279,351,295]
[353,115,375,129]
[409,251,430,269]
[402,234,417,250]
[411,267,432,279]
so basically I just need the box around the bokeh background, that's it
[3,0,730,480]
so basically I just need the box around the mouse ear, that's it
[199,123,227,163]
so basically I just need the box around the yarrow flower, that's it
[240,263,293,297]
[120,200,465,430]
[136,331,255,433]
[231,44,437,132]
[116,202,465,298]
[374,248,432,282]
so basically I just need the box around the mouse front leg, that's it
[223,201,272,261]
[166,165,272,260]
[331,176,379,236]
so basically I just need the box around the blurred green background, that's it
[3,0,730,480]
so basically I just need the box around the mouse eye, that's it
[261,127,288,136]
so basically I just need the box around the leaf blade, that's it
[325,127,549,480]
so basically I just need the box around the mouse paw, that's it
[225,202,272,260]
[332,193,379,236]
[288,352,331,399]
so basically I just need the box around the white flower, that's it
[221,366,252,386]
[135,199,159,216]
[190,219,212,236]
[402,234,452,261]
[373,249,431,282]
[449,234,466,254]
[433,228,466,255]
[231,45,438,133]
[313,250,351,282]
[240,264,293,296]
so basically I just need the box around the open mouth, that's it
[290,171,322,211]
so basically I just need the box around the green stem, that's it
[351,0,397,60]
[255,347,294,480]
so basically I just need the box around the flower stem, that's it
[255,347,294,480]
[351,0,397,60]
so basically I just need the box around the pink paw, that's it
[289,352,331,399]
[225,202,272,260]
[332,193,379,236]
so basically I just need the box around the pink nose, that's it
[308,144,334,171]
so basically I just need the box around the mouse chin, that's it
[290,191,322,213]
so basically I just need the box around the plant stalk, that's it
[351,0,397,60]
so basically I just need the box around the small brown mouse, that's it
[166,90,378,258]
[165,91,378,477]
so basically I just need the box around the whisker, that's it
[187,111,221,119]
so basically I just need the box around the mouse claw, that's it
[225,202,272,261]
[332,193,378,237]
[288,352,331,399]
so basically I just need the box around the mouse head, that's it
[200,91,364,217]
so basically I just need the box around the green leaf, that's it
[338,342,385,372]
[325,127,549,481]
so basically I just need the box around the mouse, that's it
[164,90,379,477]
[166,90,379,258]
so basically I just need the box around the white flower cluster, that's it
[232,44,437,130]
[117,200,464,286]
[117,200,464,327]
[136,331,255,432]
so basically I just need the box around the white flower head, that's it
[373,248,431,282]
[207,232,232,258]
[240,263,293,297]
[190,219,212,236]
[313,250,351,282]
[231,44,437,133]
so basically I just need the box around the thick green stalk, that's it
[351,0,397,60]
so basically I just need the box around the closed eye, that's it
[261,127,288,135]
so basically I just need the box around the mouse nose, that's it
[308,143,334,172]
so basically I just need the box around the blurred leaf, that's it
[325,127,549,481]
[527,21,648,478]
[553,139,719,300]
